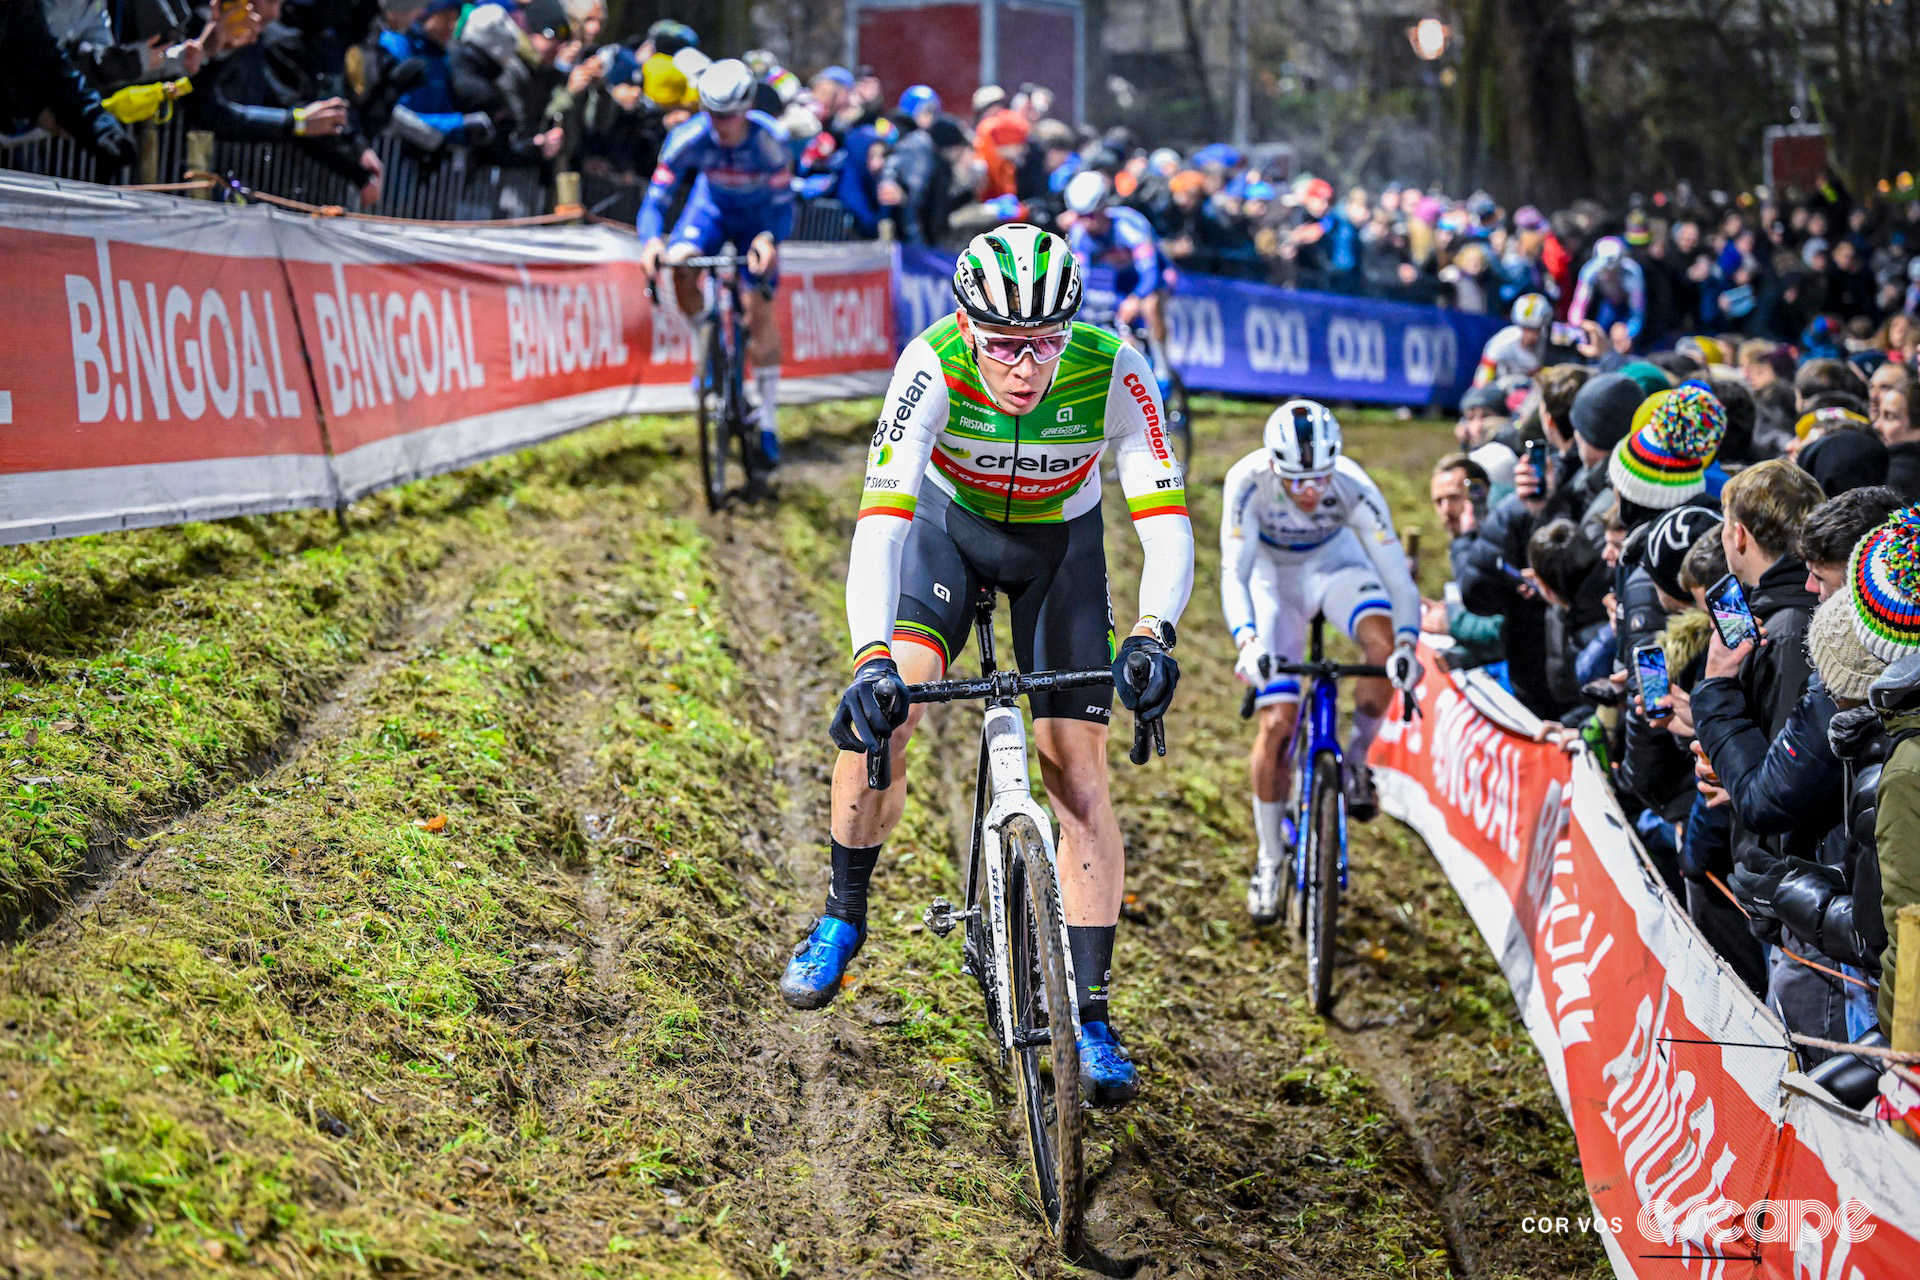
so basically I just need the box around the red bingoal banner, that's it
[1370,649,1920,1278]
[0,172,895,542]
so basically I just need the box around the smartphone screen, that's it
[1499,559,1527,583]
[1525,439,1549,476]
[1550,321,1583,346]
[1634,644,1670,713]
[1706,574,1759,649]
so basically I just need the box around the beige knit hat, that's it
[1808,592,1886,702]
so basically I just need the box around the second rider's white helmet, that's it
[697,59,756,113]
[1264,399,1342,476]
[1064,169,1110,217]
[1510,292,1551,330]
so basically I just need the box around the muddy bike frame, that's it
[1243,614,1411,1012]
[864,589,1159,1048]
[652,253,772,511]
[863,586,1161,1252]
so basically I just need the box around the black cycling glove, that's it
[1113,635,1179,723]
[830,658,909,754]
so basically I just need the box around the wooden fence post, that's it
[185,130,214,195]
[135,122,159,186]
[1894,905,1920,1055]
[553,171,582,217]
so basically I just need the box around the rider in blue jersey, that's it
[637,59,794,465]
[1063,170,1171,359]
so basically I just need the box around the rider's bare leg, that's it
[1036,716,1125,1024]
[664,242,703,322]
[829,644,944,848]
[1142,290,1167,358]
[1348,614,1396,759]
[1250,698,1300,879]
[745,287,782,447]
[1034,718,1123,926]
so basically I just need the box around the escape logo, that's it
[1520,1198,1876,1247]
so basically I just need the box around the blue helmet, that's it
[898,84,941,118]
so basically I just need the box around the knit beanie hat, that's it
[1809,592,1886,702]
[1571,372,1644,452]
[1609,385,1727,510]
[1849,505,1920,662]
[1799,427,1889,497]
[1643,505,1722,601]
[1620,361,1674,399]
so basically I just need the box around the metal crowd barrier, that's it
[3,116,872,237]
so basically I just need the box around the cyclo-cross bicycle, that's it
[653,253,771,512]
[865,587,1164,1258]
[1241,614,1412,1014]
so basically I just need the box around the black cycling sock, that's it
[823,838,882,931]
[1067,924,1117,1025]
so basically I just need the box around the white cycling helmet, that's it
[697,58,756,113]
[1264,399,1342,476]
[952,223,1083,328]
[1510,292,1551,330]
[1064,169,1110,217]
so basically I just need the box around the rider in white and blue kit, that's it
[638,60,793,466]
[1063,169,1171,361]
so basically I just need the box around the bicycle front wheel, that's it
[1304,749,1343,1015]
[1003,815,1085,1257]
[696,319,730,513]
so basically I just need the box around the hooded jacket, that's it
[1874,707,1920,1025]
[1885,440,1920,504]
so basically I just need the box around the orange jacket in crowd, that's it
[975,108,1030,200]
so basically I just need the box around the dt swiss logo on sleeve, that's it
[1124,372,1170,464]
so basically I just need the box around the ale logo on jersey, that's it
[1123,372,1172,466]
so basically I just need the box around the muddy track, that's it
[32,551,487,946]
[0,410,1604,1279]
[673,412,1606,1279]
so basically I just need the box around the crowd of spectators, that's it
[11,0,1920,371]
[1428,295,1920,1099]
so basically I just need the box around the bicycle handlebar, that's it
[1238,654,1419,722]
[863,662,1166,789]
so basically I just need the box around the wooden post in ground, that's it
[1894,905,1920,1055]
[186,130,214,195]
[554,171,582,218]
[136,122,159,185]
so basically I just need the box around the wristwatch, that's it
[1137,616,1177,650]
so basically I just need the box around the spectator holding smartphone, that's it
[1692,459,1837,1045]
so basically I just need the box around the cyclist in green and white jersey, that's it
[780,223,1195,1107]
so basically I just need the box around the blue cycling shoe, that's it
[757,427,781,468]
[1076,1020,1139,1108]
[780,916,863,1009]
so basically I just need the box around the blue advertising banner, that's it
[893,244,1501,411]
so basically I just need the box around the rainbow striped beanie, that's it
[1849,505,1920,662]
[1608,385,1726,509]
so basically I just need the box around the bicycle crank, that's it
[923,896,980,938]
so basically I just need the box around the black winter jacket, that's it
[1455,495,1559,719]
[0,0,130,166]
